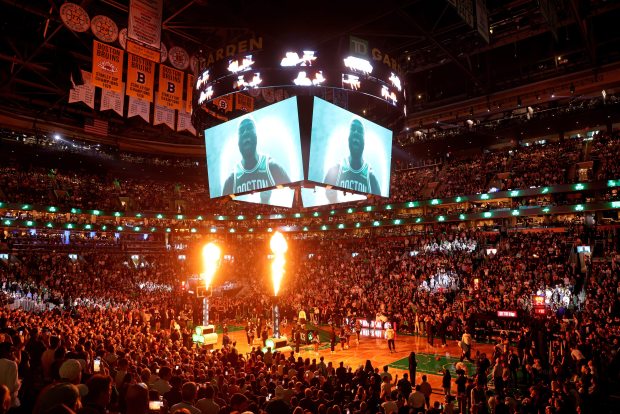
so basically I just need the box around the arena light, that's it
[201,242,221,290]
[196,70,209,90]
[280,50,316,66]
[338,223,345,229]
[455,197,462,203]
[608,180,618,187]
[234,72,262,89]
[574,183,585,190]
[373,221,380,226]
[437,216,445,222]
[510,190,520,197]
[342,74,361,90]
[574,204,584,211]
[355,223,361,228]
[512,210,520,216]
[46,222,53,228]
[459,214,466,220]
[484,212,492,218]
[480,194,490,200]
[269,231,288,296]
[292,70,325,86]
[612,201,620,208]
[48,206,57,212]
[198,86,214,104]
[381,85,398,105]
[389,73,402,91]
[415,218,422,223]
[343,56,373,74]
[431,199,440,205]
[227,55,254,73]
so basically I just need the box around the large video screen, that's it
[308,97,392,198]
[205,97,303,199]
[301,187,366,208]
[235,188,295,208]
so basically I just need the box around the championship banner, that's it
[92,40,124,92]
[127,95,150,122]
[177,101,196,135]
[213,94,233,113]
[157,65,184,110]
[101,82,125,116]
[185,74,194,114]
[235,93,254,113]
[128,0,163,50]
[68,70,95,109]
[154,95,175,130]
[127,53,156,102]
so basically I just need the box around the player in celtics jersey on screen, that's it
[324,118,381,202]
[222,118,290,202]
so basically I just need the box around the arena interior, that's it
[0,1,620,414]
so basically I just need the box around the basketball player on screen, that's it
[324,118,381,202]
[222,118,290,202]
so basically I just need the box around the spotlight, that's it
[53,134,61,140]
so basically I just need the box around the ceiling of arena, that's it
[1,0,619,151]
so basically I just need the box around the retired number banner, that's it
[185,74,194,114]
[127,53,156,102]
[128,0,163,50]
[92,40,124,92]
[158,65,183,110]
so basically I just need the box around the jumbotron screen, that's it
[235,188,295,208]
[204,97,303,201]
[301,187,366,208]
[308,97,392,199]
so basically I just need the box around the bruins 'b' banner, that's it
[92,41,124,92]
[157,65,184,110]
[127,53,156,102]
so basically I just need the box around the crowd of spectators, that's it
[0,226,618,414]
[2,130,620,216]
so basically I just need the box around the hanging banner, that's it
[92,40,124,92]
[128,95,150,123]
[154,95,175,130]
[126,39,160,62]
[101,82,125,116]
[127,53,156,102]
[235,93,254,113]
[213,94,233,113]
[128,0,163,50]
[157,65,184,110]
[185,74,194,114]
[177,101,196,135]
[68,70,95,109]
